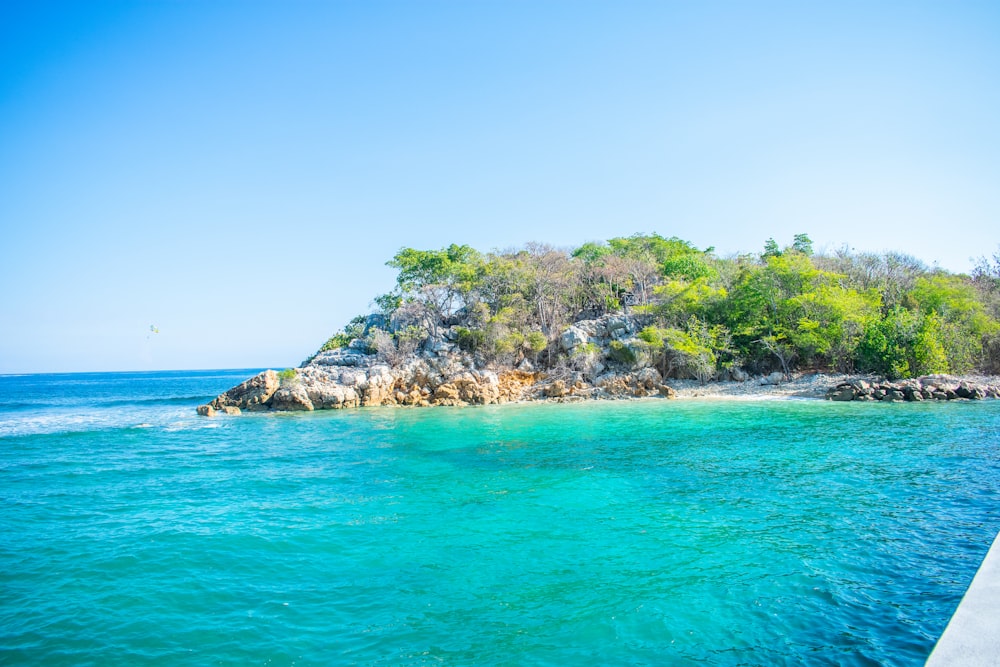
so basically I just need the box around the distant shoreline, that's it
[198,369,1000,415]
[668,373,1000,402]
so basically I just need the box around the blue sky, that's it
[2,1,999,373]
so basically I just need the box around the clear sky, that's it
[2,1,999,374]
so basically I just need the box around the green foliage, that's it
[356,233,1000,379]
[525,331,548,356]
[782,284,879,371]
[762,238,781,259]
[910,274,999,372]
[491,330,525,357]
[854,307,953,379]
[277,368,299,387]
[638,326,664,347]
[913,313,948,375]
[388,244,482,294]
[315,315,368,355]
[606,233,714,281]
[454,327,486,352]
[317,332,352,353]
[791,233,813,256]
[608,340,637,365]
[638,319,729,382]
[373,293,402,315]
[649,278,725,325]
[571,241,611,263]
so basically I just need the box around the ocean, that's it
[1,369,999,666]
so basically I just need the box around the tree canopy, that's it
[313,234,1000,379]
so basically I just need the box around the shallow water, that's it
[2,371,999,665]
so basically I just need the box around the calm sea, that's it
[1,370,999,666]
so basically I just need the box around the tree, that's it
[386,244,483,336]
[762,238,781,259]
[781,284,880,371]
[791,233,813,256]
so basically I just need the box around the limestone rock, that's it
[761,372,785,385]
[823,375,1000,403]
[545,380,569,398]
[635,367,663,390]
[827,386,856,401]
[560,326,589,352]
[730,367,750,382]
[433,383,461,402]
[311,348,374,367]
[210,370,280,411]
[269,384,314,411]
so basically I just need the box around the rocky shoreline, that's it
[196,312,1000,415]
[824,375,1000,402]
[197,364,1000,415]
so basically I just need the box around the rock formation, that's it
[196,313,997,414]
[825,376,1000,402]
[198,313,687,413]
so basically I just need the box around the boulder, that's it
[658,384,677,399]
[210,370,280,411]
[635,367,663,390]
[883,390,905,402]
[761,372,784,385]
[433,383,461,402]
[269,385,314,411]
[545,380,569,398]
[604,315,634,340]
[560,326,589,352]
[827,386,856,401]
[305,382,349,409]
[311,348,374,367]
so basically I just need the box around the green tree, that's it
[791,233,813,256]
[762,238,781,259]
[387,244,483,335]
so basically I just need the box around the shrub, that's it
[455,327,486,352]
[608,340,637,365]
[525,331,548,358]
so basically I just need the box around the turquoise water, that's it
[2,371,999,665]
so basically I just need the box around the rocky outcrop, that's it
[197,316,689,414]
[201,370,280,413]
[825,376,1000,402]
[201,313,977,415]
[594,367,675,398]
[198,353,546,414]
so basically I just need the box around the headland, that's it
[198,234,1000,414]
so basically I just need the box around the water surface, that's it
[1,371,998,665]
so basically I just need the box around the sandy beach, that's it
[668,373,1000,401]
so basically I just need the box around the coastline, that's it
[198,368,1000,415]
[669,373,852,400]
[665,373,1000,401]
[198,302,1000,415]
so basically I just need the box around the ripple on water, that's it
[2,395,1000,666]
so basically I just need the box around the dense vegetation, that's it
[313,235,1000,380]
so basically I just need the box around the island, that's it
[199,234,1000,414]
